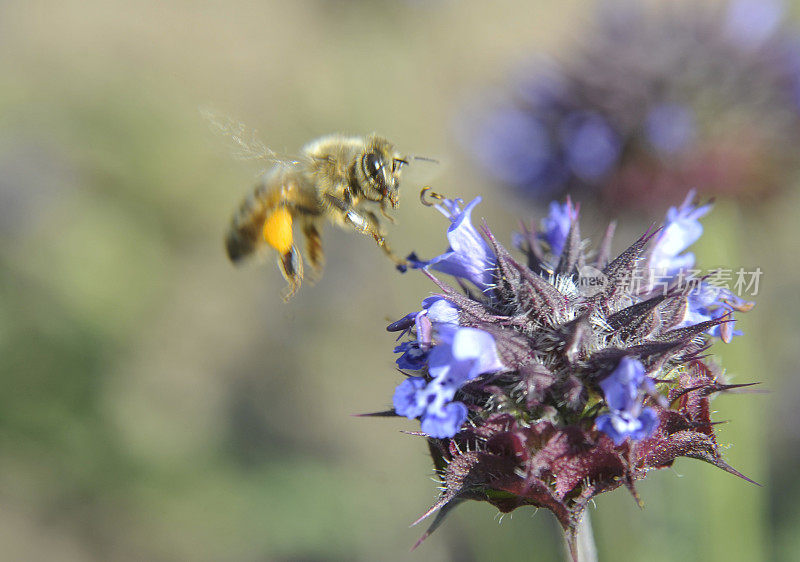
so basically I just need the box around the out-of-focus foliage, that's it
[0,0,793,561]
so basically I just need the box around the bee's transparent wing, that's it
[200,106,287,164]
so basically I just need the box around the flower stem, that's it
[564,512,598,562]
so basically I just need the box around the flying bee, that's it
[225,134,413,300]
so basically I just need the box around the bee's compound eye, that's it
[364,152,383,180]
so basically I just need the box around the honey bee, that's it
[225,134,412,300]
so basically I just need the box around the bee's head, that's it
[361,136,407,208]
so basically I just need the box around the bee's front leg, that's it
[324,193,408,268]
[361,210,407,268]
[379,201,396,224]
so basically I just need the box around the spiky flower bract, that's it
[468,0,800,209]
[378,193,756,558]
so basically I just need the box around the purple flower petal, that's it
[597,358,659,445]
[394,341,428,371]
[391,323,504,439]
[680,282,752,341]
[411,198,497,292]
[450,327,505,379]
[650,190,712,277]
[423,297,459,325]
[596,407,659,446]
[420,401,468,438]
[599,357,647,412]
[631,407,660,441]
[540,199,578,256]
[393,377,428,418]
[429,326,504,388]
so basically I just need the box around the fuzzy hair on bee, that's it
[225,133,411,301]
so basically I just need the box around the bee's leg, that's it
[379,201,396,224]
[301,220,325,282]
[324,193,408,268]
[361,210,408,268]
[377,237,407,269]
[277,245,303,302]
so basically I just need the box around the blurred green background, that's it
[0,0,796,560]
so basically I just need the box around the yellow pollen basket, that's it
[263,207,294,254]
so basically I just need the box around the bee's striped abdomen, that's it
[225,184,271,263]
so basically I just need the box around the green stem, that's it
[564,512,598,562]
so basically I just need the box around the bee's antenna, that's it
[420,186,447,206]
[411,155,440,164]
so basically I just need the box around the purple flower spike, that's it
[389,294,504,438]
[381,192,756,552]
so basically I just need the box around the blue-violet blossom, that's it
[540,198,578,257]
[595,357,659,445]
[408,197,496,292]
[648,190,753,342]
[393,324,504,438]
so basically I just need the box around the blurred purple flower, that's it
[725,0,784,47]
[645,103,697,156]
[560,112,621,180]
[473,109,555,187]
[466,0,800,208]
